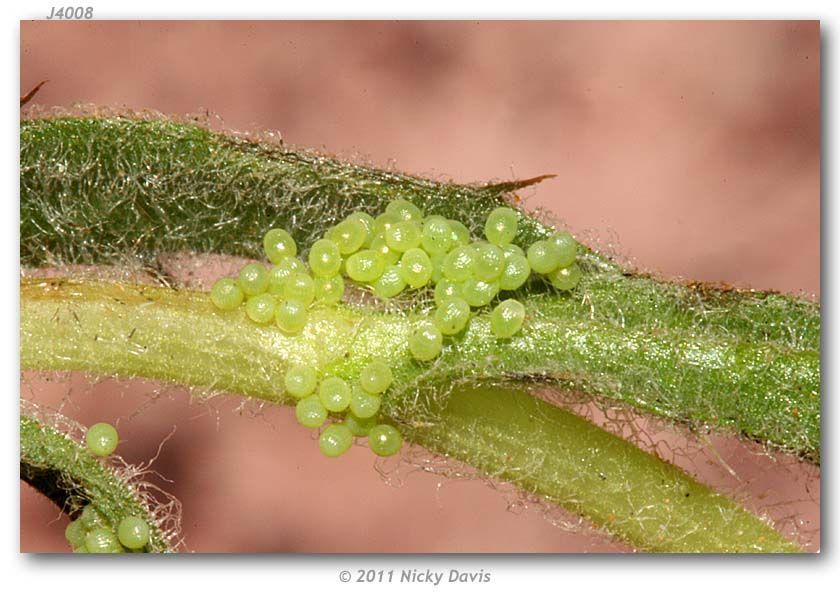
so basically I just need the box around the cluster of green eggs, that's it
[64,422,152,553]
[286,360,402,458]
[209,200,581,458]
[209,199,580,343]
[65,505,151,553]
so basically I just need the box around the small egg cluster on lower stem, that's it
[63,423,153,553]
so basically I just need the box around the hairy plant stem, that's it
[20,117,820,463]
[22,275,819,463]
[21,277,803,551]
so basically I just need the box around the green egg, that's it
[308,239,342,278]
[549,232,578,267]
[267,256,305,295]
[344,413,377,437]
[117,516,150,550]
[421,216,453,255]
[373,212,401,236]
[350,385,382,419]
[527,240,562,274]
[263,228,298,264]
[385,198,424,222]
[210,277,244,311]
[548,263,582,291]
[470,242,505,281]
[285,365,319,399]
[434,278,461,306]
[65,519,86,548]
[499,254,531,291]
[484,206,519,246]
[314,275,345,306]
[368,233,401,266]
[500,243,525,258]
[398,248,433,289]
[346,211,376,246]
[319,424,354,457]
[86,423,119,457]
[460,279,500,308]
[85,528,123,553]
[490,299,526,338]
[434,298,471,335]
[346,250,386,282]
[282,272,316,306]
[79,505,107,530]
[359,360,393,394]
[275,299,308,335]
[245,293,277,324]
[295,395,328,429]
[373,266,407,299]
[328,219,367,255]
[429,252,446,284]
[408,322,443,361]
[238,263,270,297]
[442,246,475,282]
[368,424,403,457]
[448,220,471,246]
[319,376,352,412]
[385,221,422,253]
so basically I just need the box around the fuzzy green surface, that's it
[20,411,172,553]
[414,386,799,553]
[21,278,819,463]
[20,117,553,267]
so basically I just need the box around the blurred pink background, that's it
[19,21,820,553]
